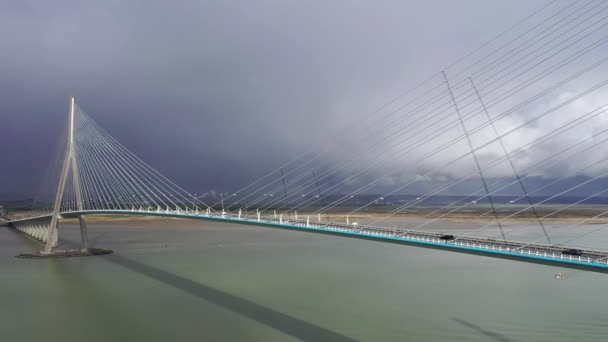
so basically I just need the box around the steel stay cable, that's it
[264,29,608,215]
[79,110,180,210]
[220,3,576,211]
[321,78,608,223]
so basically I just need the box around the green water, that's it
[1,219,607,341]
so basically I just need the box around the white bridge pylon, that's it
[14,96,208,253]
[46,96,88,253]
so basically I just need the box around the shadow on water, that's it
[48,258,137,341]
[52,233,355,340]
[103,253,356,342]
[12,230,356,341]
[451,317,514,342]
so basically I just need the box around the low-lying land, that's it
[6,205,608,225]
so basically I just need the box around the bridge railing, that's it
[211,210,608,265]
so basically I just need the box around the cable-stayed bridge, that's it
[6,0,608,273]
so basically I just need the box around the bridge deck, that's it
[7,209,608,273]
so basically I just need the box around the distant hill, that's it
[0,197,32,210]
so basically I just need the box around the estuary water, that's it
[1,218,607,341]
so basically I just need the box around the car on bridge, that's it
[561,249,583,256]
[440,234,455,242]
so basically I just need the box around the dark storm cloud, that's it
[0,0,544,197]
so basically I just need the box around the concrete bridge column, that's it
[78,215,89,251]
[49,227,58,248]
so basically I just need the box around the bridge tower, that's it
[43,97,89,254]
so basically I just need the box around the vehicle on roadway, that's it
[561,249,583,256]
[440,234,455,241]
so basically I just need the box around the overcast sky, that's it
[4,0,606,199]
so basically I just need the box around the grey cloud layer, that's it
[0,1,548,196]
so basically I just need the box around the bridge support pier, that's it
[78,215,89,251]
[12,215,110,258]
